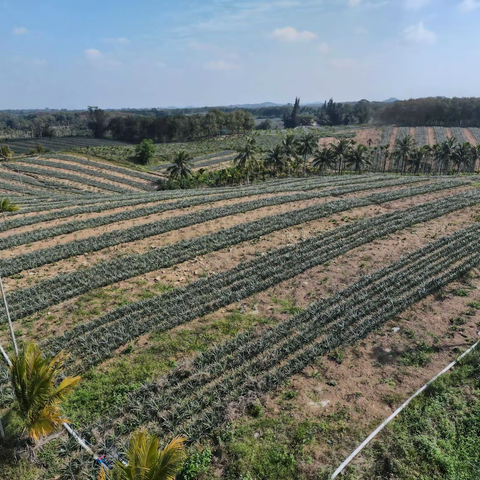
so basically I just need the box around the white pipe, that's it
[0,275,18,356]
[331,336,480,479]
[62,422,99,460]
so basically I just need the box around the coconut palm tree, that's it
[453,142,473,173]
[333,139,354,174]
[98,430,185,480]
[435,138,457,174]
[281,133,299,175]
[264,145,286,176]
[392,135,416,174]
[407,148,425,174]
[9,342,81,441]
[312,146,336,173]
[297,132,317,176]
[234,136,260,184]
[166,152,193,181]
[346,144,372,173]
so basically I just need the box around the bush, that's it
[135,139,155,165]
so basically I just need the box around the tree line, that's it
[377,97,480,127]
[159,132,480,190]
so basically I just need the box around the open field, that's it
[0,152,479,479]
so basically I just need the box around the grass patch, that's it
[363,348,480,479]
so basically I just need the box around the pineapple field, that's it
[0,152,479,479]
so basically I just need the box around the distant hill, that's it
[227,102,284,109]
[382,98,399,103]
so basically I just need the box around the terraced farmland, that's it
[0,154,479,479]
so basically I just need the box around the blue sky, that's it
[2,0,480,109]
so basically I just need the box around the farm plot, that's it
[450,127,467,143]
[1,168,479,480]
[3,136,131,155]
[433,126,448,143]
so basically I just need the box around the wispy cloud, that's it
[12,26,28,35]
[459,0,480,12]
[270,26,317,42]
[84,48,103,60]
[401,21,437,44]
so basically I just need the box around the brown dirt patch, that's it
[427,127,436,146]
[445,128,453,139]
[409,127,416,137]
[463,128,477,146]
[354,128,382,147]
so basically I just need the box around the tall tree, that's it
[435,137,457,174]
[393,134,416,174]
[297,132,317,176]
[9,342,81,441]
[98,430,185,480]
[346,144,372,173]
[265,145,287,175]
[312,146,336,173]
[135,139,155,165]
[234,136,260,184]
[281,133,299,175]
[283,98,301,129]
[166,151,193,181]
[333,139,354,174]
[87,106,108,139]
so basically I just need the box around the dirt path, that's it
[445,127,453,139]
[427,127,436,146]
[409,126,416,138]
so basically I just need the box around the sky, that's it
[2,0,480,109]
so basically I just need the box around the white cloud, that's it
[401,22,437,44]
[12,26,28,34]
[104,37,130,45]
[330,58,356,69]
[405,0,432,9]
[155,61,167,68]
[348,0,361,6]
[459,0,480,12]
[204,60,239,71]
[270,26,317,42]
[318,42,330,54]
[84,48,103,60]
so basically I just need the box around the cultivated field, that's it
[1,153,480,479]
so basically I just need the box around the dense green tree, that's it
[135,139,155,165]
[87,106,108,138]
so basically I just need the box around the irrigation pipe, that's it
[331,334,480,479]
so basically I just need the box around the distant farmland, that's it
[2,136,131,155]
